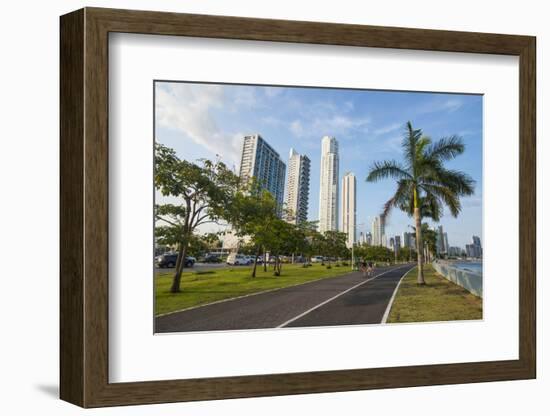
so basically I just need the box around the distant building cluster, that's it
[436,224,483,259]
[234,133,481,257]
[237,133,358,249]
[466,235,483,258]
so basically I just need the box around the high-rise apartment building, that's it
[402,231,413,248]
[365,232,372,246]
[340,172,356,248]
[239,134,286,214]
[318,136,339,233]
[284,148,311,224]
[372,215,385,246]
[394,235,401,251]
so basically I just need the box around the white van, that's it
[226,253,252,265]
[311,256,324,263]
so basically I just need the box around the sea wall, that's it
[432,261,483,298]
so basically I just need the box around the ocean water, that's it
[452,261,482,274]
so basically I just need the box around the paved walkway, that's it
[155,264,415,333]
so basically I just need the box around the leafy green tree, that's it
[366,122,475,284]
[397,246,416,262]
[321,231,348,267]
[155,144,239,293]
[355,245,394,264]
[229,186,280,277]
[267,219,298,276]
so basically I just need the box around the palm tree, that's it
[367,122,475,284]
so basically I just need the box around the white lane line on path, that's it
[381,265,416,324]
[277,265,412,328]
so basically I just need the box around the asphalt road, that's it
[155,263,415,333]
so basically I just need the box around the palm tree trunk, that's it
[414,208,426,284]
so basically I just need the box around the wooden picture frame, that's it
[60,7,536,408]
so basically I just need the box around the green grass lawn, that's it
[155,263,352,316]
[388,264,482,323]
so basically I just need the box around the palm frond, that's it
[419,192,443,221]
[402,122,423,168]
[426,135,465,161]
[366,160,411,183]
[423,168,475,196]
[381,179,412,218]
[420,183,462,217]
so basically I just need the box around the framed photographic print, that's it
[60,7,536,408]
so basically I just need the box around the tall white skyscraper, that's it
[340,172,356,248]
[371,215,385,246]
[318,136,339,233]
[436,225,448,255]
[284,148,311,224]
[239,134,286,215]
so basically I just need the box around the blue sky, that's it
[155,81,482,249]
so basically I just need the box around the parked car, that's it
[202,254,222,263]
[156,253,195,268]
[311,256,324,263]
[226,253,253,265]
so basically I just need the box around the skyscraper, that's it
[394,235,401,251]
[466,235,483,258]
[318,136,339,233]
[284,148,311,224]
[340,172,356,248]
[402,231,413,248]
[239,134,286,214]
[372,215,385,246]
[365,232,372,246]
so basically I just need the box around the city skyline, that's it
[155,81,483,247]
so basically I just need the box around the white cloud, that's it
[441,98,463,112]
[264,87,284,98]
[155,83,242,166]
[231,87,260,108]
[417,97,464,115]
[290,120,305,137]
[373,122,403,136]
[287,98,371,140]
[311,115,370,137]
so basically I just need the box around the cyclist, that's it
[367,261,374,277]
[360,260,368,277]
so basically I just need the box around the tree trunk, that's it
[170,242,188,293]
[414,208,425,284]
[251,246,261,278]
[263,249,267,272]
